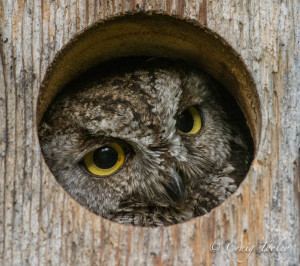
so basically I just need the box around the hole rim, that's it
[37,11,261,227]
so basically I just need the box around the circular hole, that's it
[37,13,261,227]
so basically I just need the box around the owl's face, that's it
[39,60,251,226]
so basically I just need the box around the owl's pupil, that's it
[93,146,118,169]
[176,109,194,133]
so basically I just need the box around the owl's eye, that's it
[176,106,202,134]
[83,143,125,176]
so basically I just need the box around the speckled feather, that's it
[39,59,252,226]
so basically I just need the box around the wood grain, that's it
[0,0,299,265]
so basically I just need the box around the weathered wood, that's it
[0,0,299,265]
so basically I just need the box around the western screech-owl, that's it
[39,58,253,226]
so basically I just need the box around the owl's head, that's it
[39,58,253,226]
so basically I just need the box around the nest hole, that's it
[37,12,260,227]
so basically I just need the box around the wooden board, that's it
[0,0,299,265]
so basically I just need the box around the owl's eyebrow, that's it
[75,107,140,138]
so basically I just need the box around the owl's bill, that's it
[165,168,185,200]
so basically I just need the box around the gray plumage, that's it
[39,58,252,226]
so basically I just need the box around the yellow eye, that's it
[84,143,125,176]
[176,106,202,134]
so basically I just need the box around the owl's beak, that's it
[166,168,185,200]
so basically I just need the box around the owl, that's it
[39,58,253,226]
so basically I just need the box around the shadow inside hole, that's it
[38,56,254,226]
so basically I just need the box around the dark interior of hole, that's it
[39,56,254,226]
